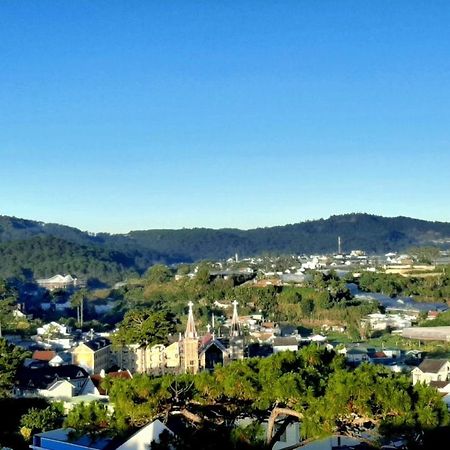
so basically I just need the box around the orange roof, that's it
[91,370,133,395]
[32,350,57,361]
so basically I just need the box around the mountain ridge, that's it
[1,213,449,284]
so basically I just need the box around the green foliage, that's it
[420,309,450,327]
[144,265,174,284]
[408,246,441,264]
[1,214,450,281]
[111,309,178,347]
[0,397,50,450]
[0,279,18,333]
[105,348,448,444]
[0,236,136,285]
[358,269,450,302]
[64,401,111,437]
[0,338,30,397]
[20,404,63,439]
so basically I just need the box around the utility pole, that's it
[80,295,84,328]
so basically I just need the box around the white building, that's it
[411,359,450,385]
[36,274,78,290]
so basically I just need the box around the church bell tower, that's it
[183,301,199,374]
[229,300,244,360]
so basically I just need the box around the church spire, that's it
[185,301,197,339]
[230,300,241,337]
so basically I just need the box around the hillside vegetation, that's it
[1,213,450,284]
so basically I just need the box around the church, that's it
[181,300,245,374]
[116,301,245,375]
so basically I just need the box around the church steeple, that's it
[185,301,197,339]
[230,300,241,337]
[183,301,199,374]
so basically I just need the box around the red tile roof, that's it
[32,350,57,361]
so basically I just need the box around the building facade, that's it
[72,337,112,375]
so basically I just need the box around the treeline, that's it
[356,269,450,302]
[108,266,376,339]
[7,348,446,449]
[18,347,444,450]
[0,236,141,285]
[2,214,450,270]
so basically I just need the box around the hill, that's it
[1,213,450,284]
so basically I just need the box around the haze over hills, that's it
[1,213,450,284]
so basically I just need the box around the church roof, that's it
[199,339,228,357]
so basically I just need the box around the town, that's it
[1,245,450,450]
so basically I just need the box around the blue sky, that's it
[1,0,450,232]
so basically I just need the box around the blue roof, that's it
[32,428,114,450]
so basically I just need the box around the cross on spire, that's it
[230,300,241,337]
[185,301,197,339]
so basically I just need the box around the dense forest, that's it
[3,347,447,450]
[1,213,450,284]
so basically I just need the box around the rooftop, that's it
[17,364,89,390]
[273,337,298,347]
[32,350,57,361]
[82,337,111,351]
[417,358,449,374]
[32,428,114,450]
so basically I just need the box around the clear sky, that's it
[1,0,450,233]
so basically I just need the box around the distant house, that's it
[37,322,70,337]
[32,350,57,362]
[273,337,299,353]
[30,428,113,450]
[36,274,78,291]
[72,337,112,375]
[49,354,66,367]
[115,419,173,450]
[30,420,174,450]
[344,348,369,365]
[429,380,450,394]
[412,359,450,385]
[15,364,95,399]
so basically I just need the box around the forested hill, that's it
[1,213,450,283]
[125,214,450,258]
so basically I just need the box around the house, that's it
[15,364,96,399]
[344,348,369,365]
[411,359,450,385]
[72,337,112,374]
[115,419,173,450]
[32,350,57,362]
[37,322,70,337]
[30,420,174,450]
[49,354,66,367]
[273,337,299,353]
[30,428,113,450]
[361,313,414,331]
[429,380,450,394]
[36,274,78,291]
